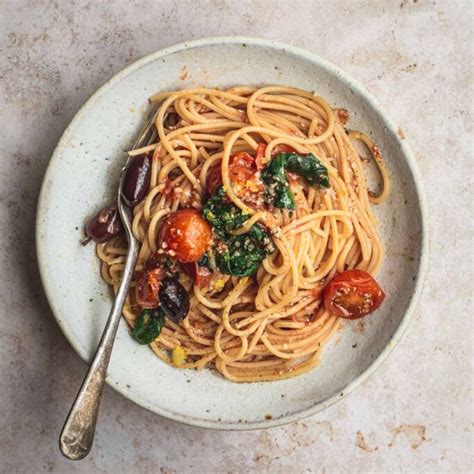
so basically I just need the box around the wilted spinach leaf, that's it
[133,308,165,344]
[261,152,330,209]
[215,234,266,277]
[202,187,248,237]
[197,252,210,268]
[261,153,296,210]
[202,187,275,277]
[285,153,330,188]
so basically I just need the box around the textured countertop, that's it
[0,1,472,472]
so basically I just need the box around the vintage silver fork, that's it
[59,106,161,461]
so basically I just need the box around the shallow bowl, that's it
[36,37,428,430]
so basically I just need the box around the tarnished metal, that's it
[59,106,161,460]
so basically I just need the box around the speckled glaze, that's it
[36,37,427,430]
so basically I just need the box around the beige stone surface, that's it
[0,0,472,472]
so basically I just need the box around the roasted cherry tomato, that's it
[270,144,297,157]
[255,143,267,170]
[255,143,296,168]
[206,164,223,196]
[135,266,164,309]
[207,151,259,196]
[158,209,212,263]
[182,262,212,288]
[323,269,385,319]
[86,207,123,243]
[228,151,256,184]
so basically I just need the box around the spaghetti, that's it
[94,86,389,382]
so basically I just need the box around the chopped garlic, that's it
[245,180,260,192]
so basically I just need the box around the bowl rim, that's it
[36,36,429,430]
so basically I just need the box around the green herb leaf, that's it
[261,152,330,209]
[133,308,165,345]
[247,223,276,254]
[202,187,275,277]
[215,234,265,277]
[261,153,295,210]
[197,252,210,268]
[202,187,248,236]
[285,153,330,188]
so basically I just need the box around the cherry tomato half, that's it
[206,152,258,196]
[323,269,385,319]
[254,143,298,169]
[135,266,164,308]
[182,262,213,288]
[271,144,297,157]
[255,143,267,170]
[206,164,223,196]
[228,151,256,184]
[158,209,212,263]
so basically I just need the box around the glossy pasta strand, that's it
[96,86,389,382]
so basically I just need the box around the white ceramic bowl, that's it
[36,37,428,430]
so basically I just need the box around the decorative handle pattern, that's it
[59,204,138,460]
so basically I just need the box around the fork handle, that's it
[59,237,138,460]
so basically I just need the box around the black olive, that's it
[122,153,151,207]
[86,207,123,243]
[159,277,190,323]
[166,112,180,128]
